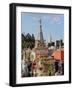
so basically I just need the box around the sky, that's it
[21,12,64,43]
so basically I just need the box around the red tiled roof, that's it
[52,48,64,61]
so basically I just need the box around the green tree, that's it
[21,33,35,50]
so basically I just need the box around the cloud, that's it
[50,14,62,24]
[38,14,62,24]
[43,16,49,20]
[53,16,60,22]
[27,13,63,25]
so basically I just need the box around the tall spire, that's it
[37,19,44,44]
[49,33,52,43]
[39,19,42,32]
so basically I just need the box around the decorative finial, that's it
[39,19,41,25]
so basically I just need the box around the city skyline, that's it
[21,12,64,42]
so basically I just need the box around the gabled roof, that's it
[52,48,64,60]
